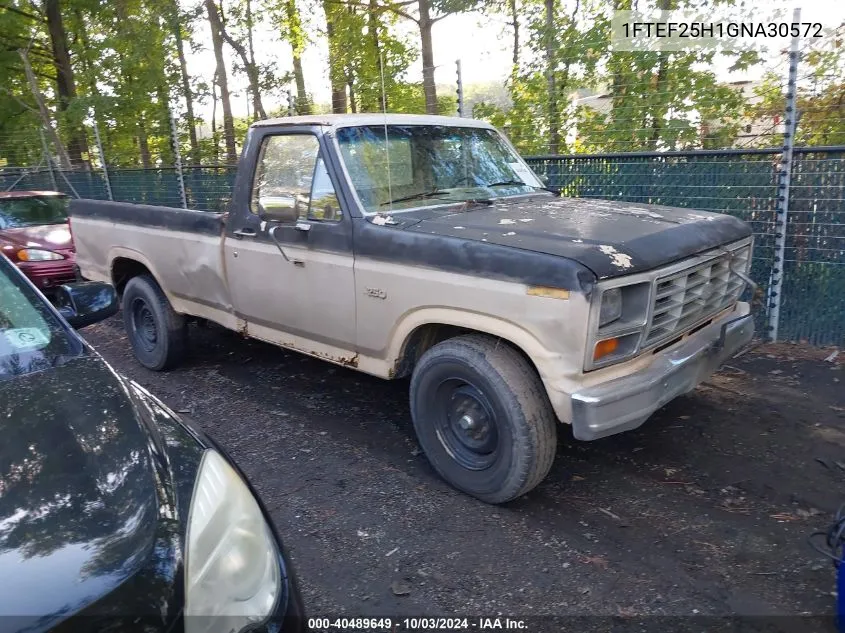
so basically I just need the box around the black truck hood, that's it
[0,355,173,631]
[398,195,752,279]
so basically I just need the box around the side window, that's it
[251,134,320,217]
[307,156,341,222]
[251,134,342,222]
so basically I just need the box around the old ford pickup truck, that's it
[69,113,756,504]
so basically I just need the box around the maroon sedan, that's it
[0,191,77,295]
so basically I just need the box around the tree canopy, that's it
[0,0,842,168]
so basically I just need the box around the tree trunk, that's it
[157,83,175,165]
[292,55,309,113]
[544,0,559,154]
[138,117,152,169]
[367,0,383,111]
[211,79,219,164]
[324,0,348,113]
[348,78,357,113]
[213,0,266,120]
[509,0,519,79]
[44,0,90,168]
[217,26,267,119]
[648,54,669,148]
[418,0,437,114]
[283,0,310,114]
[169,0,200,163]
[205,0,238,163]
[18,49,72,170]
[649,0,672,149]
[245,0,263,120]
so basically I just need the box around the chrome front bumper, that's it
[570,306,754,441]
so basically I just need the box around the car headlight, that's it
[185,449,281,633]
[598,287,622,327]
[17,248,65,261]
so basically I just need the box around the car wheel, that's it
[409,334,557,504]
[122,274,187,371]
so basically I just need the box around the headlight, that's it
[587,282,651,370]
[185,449,281,633]
[598,287,622,327]
[17,248,65,262]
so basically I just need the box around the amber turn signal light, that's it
[594,337,619,361]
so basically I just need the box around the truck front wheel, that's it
[122,274,187,371]
[409,334,557,504]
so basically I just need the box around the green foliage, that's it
[0,1,58,166]
[0,0,842,171]
[748,25,845,147]
[471,0,779,155]
[321,2,419,114]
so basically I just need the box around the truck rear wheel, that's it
[409,334,557,504]
[122,274,187,371]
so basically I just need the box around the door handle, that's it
[233,227,257,239]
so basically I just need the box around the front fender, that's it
[386,306,570,398]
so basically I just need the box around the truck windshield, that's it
[335,125,546,214]
[0,195,69,229]
[0,255,82,380]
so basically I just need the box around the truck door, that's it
[223,130,357,360]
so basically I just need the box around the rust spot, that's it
[236,319,249,338]
[338,353,359,368]
[309,349,359,368]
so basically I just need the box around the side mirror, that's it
[258,197,299,224]
[53,281,119,329]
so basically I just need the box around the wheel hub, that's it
[131,298,158,352]
[458,414,476,431]
[434,380,499,471]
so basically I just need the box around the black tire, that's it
[122,274,187,371]
[409,334,557,504]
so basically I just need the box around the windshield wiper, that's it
[381,190,493,207]
[380,189,451,205]
[483,180,559,194]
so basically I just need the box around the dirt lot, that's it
[82,318,845,629]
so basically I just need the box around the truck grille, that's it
[644,244,751,347]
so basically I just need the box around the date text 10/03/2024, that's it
[307,617,529,631]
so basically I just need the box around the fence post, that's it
[91,116,113,201]
[169,109,189,209]
[456,59,464,117]
[39,128,58,191]
[767,7,801,342]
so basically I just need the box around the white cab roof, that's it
[251,113,496,130]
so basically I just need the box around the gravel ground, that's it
[83,318,845,630]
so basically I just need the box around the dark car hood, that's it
[0,223,73,252]
[0,355,160,626]
[398,196,752,279]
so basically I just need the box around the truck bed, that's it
[68,199,234,326]
[69,199,225,235]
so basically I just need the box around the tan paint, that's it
[72,213,749,427]
[73,217,232,311]
[222,237,357,352]
[351,256,595,423]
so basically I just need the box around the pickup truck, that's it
[69,113,756,504]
